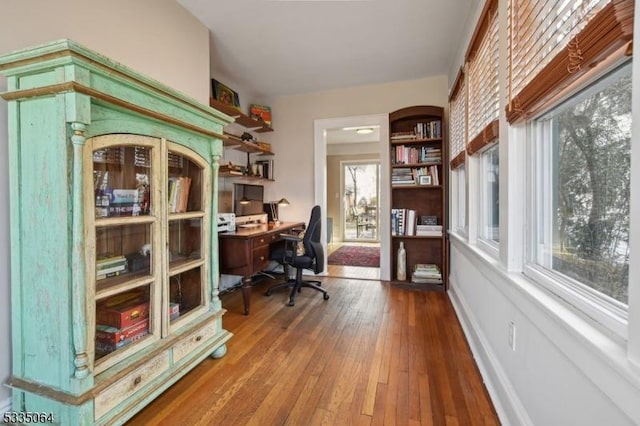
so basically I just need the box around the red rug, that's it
[328,245,380,267]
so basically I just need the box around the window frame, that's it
[524,61,632,339]
[477,142,500,255]
[454,164,467,235]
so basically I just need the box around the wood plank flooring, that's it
[127,277,499,425]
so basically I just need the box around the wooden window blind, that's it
[466,0,500,156]
[507,0,634,122]
[449,68,467,169]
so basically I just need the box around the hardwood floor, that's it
[127,278,499,425]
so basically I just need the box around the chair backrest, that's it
[305,205,324,274]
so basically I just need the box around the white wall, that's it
[270,76,448,221]
[0,0,211,407]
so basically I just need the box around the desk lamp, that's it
[268,198,290,227]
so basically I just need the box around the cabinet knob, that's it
[259,238,264,243]
[196,335,202,342]
[133,376,142,386]
[259,256,264,261]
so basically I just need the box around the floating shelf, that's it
[209,98,273,133]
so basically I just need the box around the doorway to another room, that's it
[325,126,381,280]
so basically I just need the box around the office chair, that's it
[265,205,329,306]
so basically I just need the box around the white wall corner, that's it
[0,397,11,416]
[448,277,534,426]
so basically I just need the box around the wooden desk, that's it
[219,221,305,314]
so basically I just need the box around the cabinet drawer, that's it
[252,235,271,249]
[95,352,170,420]
[173,321,218,363]
[252,245,270,271]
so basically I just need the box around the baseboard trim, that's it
[448,278,533,426]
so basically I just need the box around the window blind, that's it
[449,68,467,169]
[507,0,634,122]
[466,0,500,156]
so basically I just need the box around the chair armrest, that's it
[280,233,302,242]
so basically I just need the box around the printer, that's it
[217,212,236,232]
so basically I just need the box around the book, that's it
[249,104,272,127]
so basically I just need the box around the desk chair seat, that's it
[266,205,329,306]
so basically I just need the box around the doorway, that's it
[342,161,379,242]
[314,114,390,281]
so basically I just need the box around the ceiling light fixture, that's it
[356,128,374,135]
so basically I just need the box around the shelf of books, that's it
[389,106,448,290]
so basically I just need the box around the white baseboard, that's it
[448,278,533,426]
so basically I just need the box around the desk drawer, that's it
[252,245,270,270]
[252,235,275,249]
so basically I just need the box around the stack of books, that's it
[390,131,417,141]
[96,255,128,280]
[411,264,443,284]
[391,168,415,185]
[416,224,443,237]
[219,162,243,175]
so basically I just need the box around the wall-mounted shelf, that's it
[223,133,274,156]
[209,98,273,133]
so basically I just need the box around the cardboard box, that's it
[97,299,149,329]
[169,303,180,321]
[95,319,149,355]
[96,318,149,346]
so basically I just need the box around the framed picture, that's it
[418,175,432,185]
[212,79,240,109]
[249,104,272,127]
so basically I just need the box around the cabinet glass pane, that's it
[94,146,152,218]
[95,286,151,361]
[168,152,202,213]
[168,218,202,267]
[96,223,152,290]
[169,267,203,320]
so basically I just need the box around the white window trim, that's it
[452,165,467,236]
[477,143,500,257]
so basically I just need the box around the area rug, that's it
[328,245,380,267]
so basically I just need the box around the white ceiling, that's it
[178,0,477,98]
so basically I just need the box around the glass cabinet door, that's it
[166,147,208,324]
[90,138,159,368]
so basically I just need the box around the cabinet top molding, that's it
[0,39,233,139]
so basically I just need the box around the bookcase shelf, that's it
[389,106,448,290]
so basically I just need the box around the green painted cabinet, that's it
[0,40,233,425]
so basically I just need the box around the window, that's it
[530,63,631,311]
[480,145,499,244]
[456,165,466,232]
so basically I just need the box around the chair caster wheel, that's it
[287,300,295,306]
[265,290,272,296]
[323,294,330,300]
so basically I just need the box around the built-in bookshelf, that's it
[389,106,448,290]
